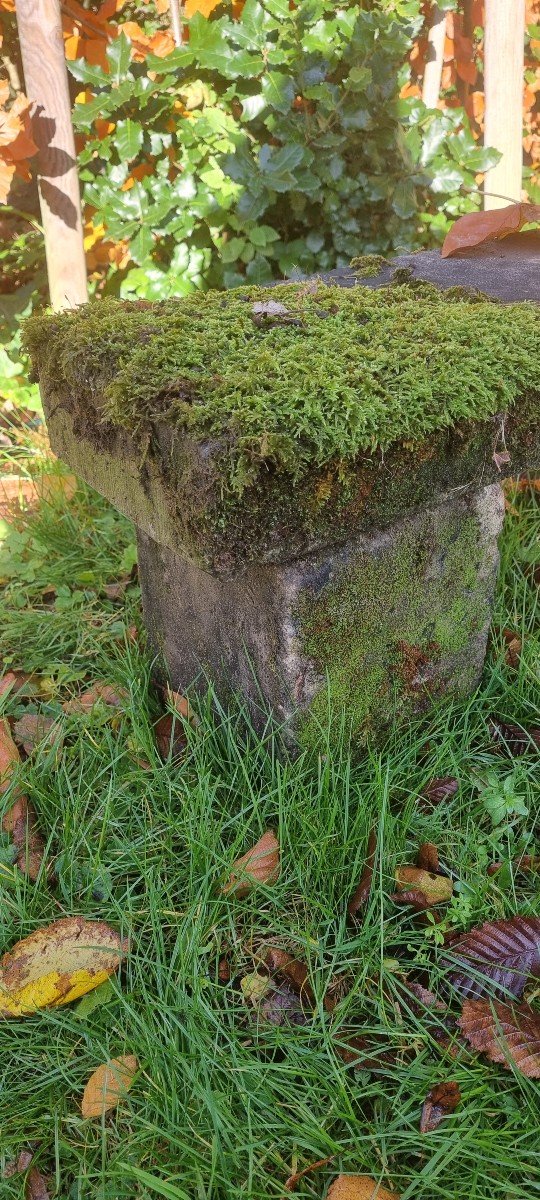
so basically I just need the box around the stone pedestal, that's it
[25,239,540,746]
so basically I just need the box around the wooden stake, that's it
[168,0,184,46]
[15,0,88,309]
[484,0,525,210]
[422,4,446,110]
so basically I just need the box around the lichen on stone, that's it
[24,280,539,503]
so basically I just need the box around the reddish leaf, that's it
[0,716,19,791]
[333,1029,398,1071]
[347,827,377,921]
[488,718,540,755]
[417,842,440,873]
[420,1080,461,1132]
[154,712,186,761]
[390,887,432,911]
[445,916,540,999]
[263,945,315,1005]
[63,683,128,714]
[259,982,307,1026]
[2,794,46,881]
[0,669,40,699]
[488,855,540,877]
[222,830,280,897]
[442,203,540,259]
[418,777,458,811]
[459,997,540,1077]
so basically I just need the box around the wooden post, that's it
[168,0,184,47]
[422,4,446,109]
[484,0,525,209]
[15,0,88,309]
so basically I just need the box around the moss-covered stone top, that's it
[25,280,539,496]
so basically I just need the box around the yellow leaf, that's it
[0,917,127,1018]
[327,1175,400,1200]
[81,1055,138,1119]
[394,866,453,905]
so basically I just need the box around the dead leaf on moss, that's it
[81,1054,138,1119]
[0,917,127,1018]
[394,867,453,906]
[441,203,540,258]
[459,997,540,1077]
[420,1080,461,1132]
[62,683,128,715]
[222,830,280,897]
[327,1173,400,1200]
[347,827,377,921]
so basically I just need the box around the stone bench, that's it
[25,236,540,748]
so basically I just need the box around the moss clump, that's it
[349,254,387,277]
[25,281,539,498]
[297,506,489,747]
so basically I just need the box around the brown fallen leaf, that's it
[487,854,540,877]
[502,629,522,669]
[103,578,131,602]
[3,1150,50,1199]
[441,202,540,258]
[0,718,46,880]
[445,915,540,1000]
[0,716,20,790]
[420,1080,461,1132]
[488,718,540,756]
[81,1054,138,1119]
[217,956,230,983]
[459,997,540,1077]
[222,830,280,897]
[394,867,453,906]
[347,827,377,921]
[62,683,128,715]
[418,777,459,811]
[0,917,127,1018]
[263,945,315,1005]
[417,842,440,873]
[327,1173,400,1200]
[36,472,78,504]
[333,1029,399,1071]
[285,1155,334,1192]
[164,686,199,727]
[0,474,39,521]
[258,982,307,1026]
[0,669,40,699]
[154,712,187,761]
[13,713,61,757]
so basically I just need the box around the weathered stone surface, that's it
[138,483,504,746]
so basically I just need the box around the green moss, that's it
[349,254,387,277]
[24,281,539,500]
[296,508,488,748]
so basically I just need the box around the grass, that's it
[1,448,540,1198]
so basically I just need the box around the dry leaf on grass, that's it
[13,713,61,757]
[263,945,315,1005]
[0,917,127,1018]
[164,686,199,728]
[347,827,377,921]
[393,867,453,906]
[502,629,522,668]
[222,830,280,897]
[488,718,540,755]
[3,1150,50,1198]
[153,712,187,761]
[327,1173,400,1200]
[441,203,540,258]
[420,1080,461,1132]
[62,683,128,715]
[259,983,307,1026]
[0,717,45,879]
[0,716,19,789]
[459,997,540,1077]
[240,971,270,1006]
[81,1055,138,1118]
[417,842,440,873]
[445,915,540,1000]
[418,777,458,811]
[0,669,40,699]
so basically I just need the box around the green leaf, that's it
[392,178,416,219]
[115,120,144,163]
[261,71,295,114]
[74,978,115,1018]
[107,32,132,83]
[68,57,107,87]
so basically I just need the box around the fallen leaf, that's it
[418,777,459,811]
[62,683,128,714]
[2,794,46,881]
[347,827,377,921]
[285,1155,334,1192]
[258,982,307,1026]
[445,915,540,1000]
[390,886,433,912]
[488,718,540,755]
[487,854,540,877]
[164,686,199,728]
[327,1174,400,1200]
[222,830,280,897]
[13,713,61,756]
[81,1054,138,1119]
[459,997,540,1077]
[3,1151,50,1199]
[251,300,290,317]
[394,867,453,906]
[333,1029,399,1071]
[0,669,40,699]
[0,917,127,1018]
[420,1080,461,1132]
[240,971,270,1005]
[153,712,186,760]
[502,630,522,669]
[441,203,540,258]
[417,842,440,873]
[217,956,230,983]
[263,945,315,1005]
[0,716,19,790]
[103,578,131,601]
